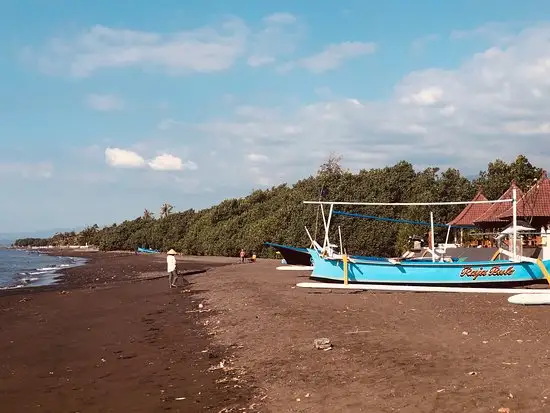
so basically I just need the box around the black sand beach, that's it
[2,250,550,412]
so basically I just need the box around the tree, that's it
[473,155,542,199]
[143,209,154,220]
[160,203,173,219]
[317,152,344,177]
[14,155,546,259]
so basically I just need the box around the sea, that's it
[0,249,87,289]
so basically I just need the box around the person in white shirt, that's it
[167,249,178,288]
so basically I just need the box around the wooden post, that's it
[343,254,348,285]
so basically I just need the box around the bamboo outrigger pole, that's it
[512,187,518,260]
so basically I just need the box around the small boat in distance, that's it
[137,247,160,254]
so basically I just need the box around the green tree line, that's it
[14,155,543,258]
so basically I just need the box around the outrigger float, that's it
[297,189,550,299]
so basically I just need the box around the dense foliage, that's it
[14,155,543,258]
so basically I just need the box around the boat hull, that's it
[264,242,312,266]
[307,248,550,285]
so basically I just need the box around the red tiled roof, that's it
[448,188,491,226]
[499,170,550,219]
[473,181,523,225]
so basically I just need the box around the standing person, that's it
[240,248,245,263]
[167,249,178,288]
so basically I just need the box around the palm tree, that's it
[143,209,154,220]
[160,203,173,219]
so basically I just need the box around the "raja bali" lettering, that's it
[459,265,515,280]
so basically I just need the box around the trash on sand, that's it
[208,360,226,371]
[175,397,186,401]
[198,303,204,309]
[468,371,478,376]
[498,408,511,413]
[462,331,469,335]
[314,338,332,350]
[345,329,372,335]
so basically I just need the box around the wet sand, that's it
[2,251,550,412]
[0,251,256,412]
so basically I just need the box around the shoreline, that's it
[0,249,89,293]
[0,251,257,412]
[0,248,240,296]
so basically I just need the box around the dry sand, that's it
[2,251,550,412]
[194,260,550,413]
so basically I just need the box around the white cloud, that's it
[27,18,250,77]
[247,55,276,67]
[410,34,440,54]
[263,12,297,25]
[246,12,302,68]
[288,41,377,73]
[26,13,304,77]
[247,153,269,162]
[105,148,145,168]
[86,93,124,111]
[148,154,183,171]
[157,118,185,131]
[0,162,53,179]
[449,21,524,44]
[104,147,197,172]
[399,86,444,105]
[193,24,550,183]
[182,160,198,170]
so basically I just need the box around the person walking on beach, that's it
[167,249,178,288]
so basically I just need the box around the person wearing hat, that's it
[167,249,178,288]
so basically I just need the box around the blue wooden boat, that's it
[302,188,550,287]
[307,247,550,285]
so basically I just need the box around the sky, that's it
[3,0,550,233]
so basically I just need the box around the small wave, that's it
[0,284,24,290]
[19,277,40,283]
[36,267,58,271]
[29,270,55,275]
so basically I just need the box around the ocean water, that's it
[0,249,87,289]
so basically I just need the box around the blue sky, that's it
[3,0,550,233]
